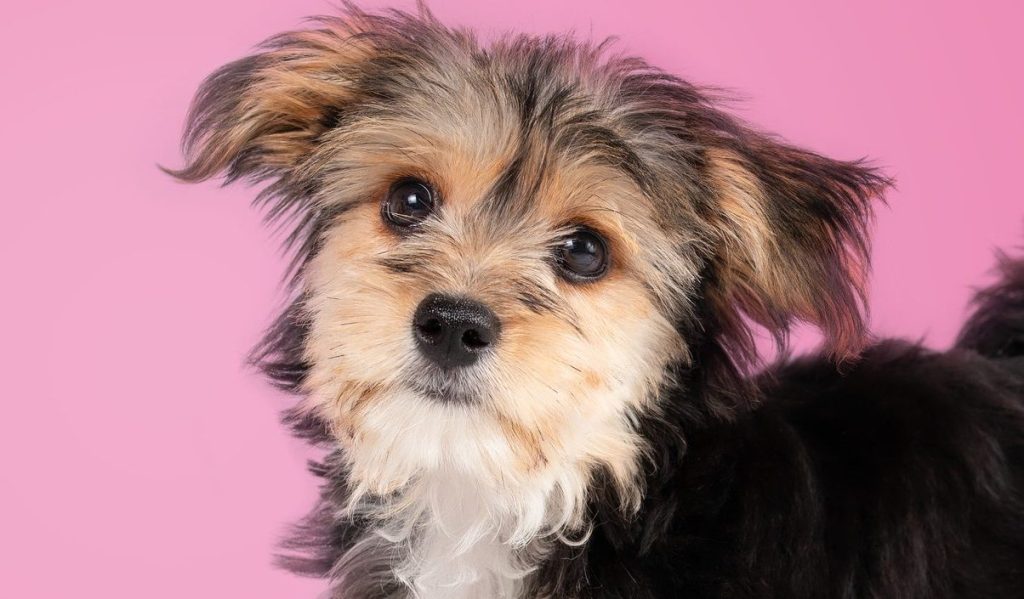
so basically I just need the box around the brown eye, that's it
[555,228,609,282]
[382,179,436,229]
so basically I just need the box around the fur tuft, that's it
[958,252,1024,358]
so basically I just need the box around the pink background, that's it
[2,1,1021,597]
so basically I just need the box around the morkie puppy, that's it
[168,4,1024,598]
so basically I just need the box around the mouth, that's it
[406,367,482,405]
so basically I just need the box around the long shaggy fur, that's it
[169,4,1024,598]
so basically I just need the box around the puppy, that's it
[168,5,1024,598]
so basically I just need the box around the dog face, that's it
[299,110,687,501]
[171,7,886,517]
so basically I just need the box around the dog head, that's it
[169,5,887,519]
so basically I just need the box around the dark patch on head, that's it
[487,148,528,216]
[486,139,551,219]
[317,104,348,138]
[554,115,655,195]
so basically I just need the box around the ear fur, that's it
[703,135,890,362]
[163,8,402,400]
[164,16,376,185]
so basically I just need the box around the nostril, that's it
[416,317,444,342]
[461,328,490,350]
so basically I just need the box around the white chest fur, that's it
[367,471,545,599]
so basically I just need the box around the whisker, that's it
[552,357,582,373]
[580,205,625,216]
[504,362,560,396]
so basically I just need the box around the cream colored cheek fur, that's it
[297,209,681,598]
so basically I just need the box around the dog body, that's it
[171,5,1024,597]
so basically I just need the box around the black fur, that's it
[958,254,1024,359]
[532,342,1024,598]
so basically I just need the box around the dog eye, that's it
[555,228,609,282]
[382,179,437,229]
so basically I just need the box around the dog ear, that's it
[164,21,374,184]
[702,135,890,361]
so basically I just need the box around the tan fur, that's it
[705,146,869,356]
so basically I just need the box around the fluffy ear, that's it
[164,18,374,184]
[702,135,890,361]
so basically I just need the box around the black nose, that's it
[412,294,501,369]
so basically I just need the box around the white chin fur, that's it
[331,391,600,599]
